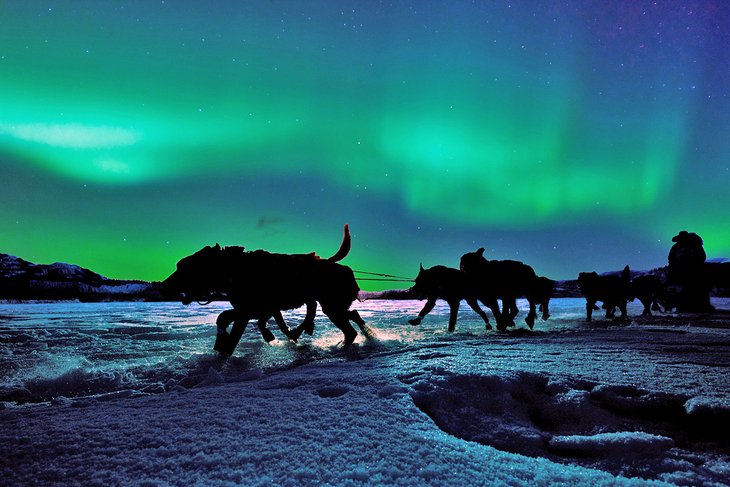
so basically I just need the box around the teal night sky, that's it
[1,1,728,289]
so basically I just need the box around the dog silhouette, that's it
[459,248,542,330]
[408,264,497,332]
[163,225,365,354]
[577,266,631,322]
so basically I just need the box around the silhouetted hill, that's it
[0,254,168,302]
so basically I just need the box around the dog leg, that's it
[508,299,519,321]
[500,299,518,322]
[226,318,250,355]
[540,300,551,320]
[348,310,371,339]
[409,297,436,325]
[289,324,305,342]
[447,300,460,332]
[347,309,372,337]
[640,298,652,316]
[325,308,358,348]
[214,309,240,354]
[256,318,276,342]
[501,299,510,319]
[215,309,238,334]
[466,298,492,331]
[213,330,230,354]
[482,297,510,331]
[300,301,317,336]
[229,320,247,347]
[604,304,616,319]
[585,300,594,321]
[349,309,366,327]
[288,303,316,342]
[525,299,537,329]
[272,312,295,342]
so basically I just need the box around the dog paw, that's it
[261,329,276,342]
[289,326,304,341]
[336,328,358,348]
[408,318,422,326]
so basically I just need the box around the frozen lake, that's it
[1,298,729,406]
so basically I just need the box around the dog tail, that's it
[327,224,351,262]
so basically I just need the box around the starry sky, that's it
[1,1,729,290]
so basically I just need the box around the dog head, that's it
[459,247,486,273]
[577,271,599,293]
[163,244,228,304]
[409,264,433,299]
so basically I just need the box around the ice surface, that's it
[549,432,675,456]
[1,298,729,485]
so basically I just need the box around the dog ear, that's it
[214,243,221,251]
[419,263,424,272]
[476,248,485,257]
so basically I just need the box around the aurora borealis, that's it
[1,1,729,290]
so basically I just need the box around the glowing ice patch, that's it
[0,122,138,148]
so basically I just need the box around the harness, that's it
[352,270,414,283]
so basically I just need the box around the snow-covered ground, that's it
[1,298,729,485]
